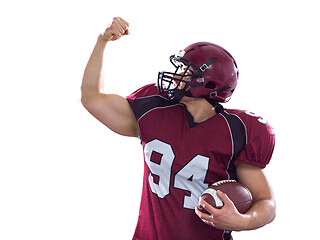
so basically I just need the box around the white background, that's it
[1,0,319,239]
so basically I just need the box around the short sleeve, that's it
[235,116,275,169]
[126,83,159,106]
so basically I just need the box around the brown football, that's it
[198,180,252,214]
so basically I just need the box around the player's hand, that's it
[195,190,249,231]
[100,17,130,42]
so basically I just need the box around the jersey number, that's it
[144,139,209,209]
[245,111,267,124]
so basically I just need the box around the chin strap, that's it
[199,56,231,100]
[200,57,218,72]
[168,85,189,104]
[205,98,223,111]
[207,86,231,98]
[169,86,231,104]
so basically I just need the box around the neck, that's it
[180,97,217,123]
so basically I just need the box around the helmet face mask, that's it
[157,55,204,103]
[157,42,239,104]
[159,56,203,88]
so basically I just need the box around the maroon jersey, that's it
[126,84,275,240]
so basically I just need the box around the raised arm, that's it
[81,17,139,137]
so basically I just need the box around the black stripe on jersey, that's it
[220,111,247,180]
[131,95,174,121]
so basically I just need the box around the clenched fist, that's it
[100,17,130,42]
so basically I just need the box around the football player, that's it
[81,17,276,240]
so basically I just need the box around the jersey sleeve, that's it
[235,113,275,169]
[126,83,159,106]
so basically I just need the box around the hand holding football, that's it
[198,180,252,214]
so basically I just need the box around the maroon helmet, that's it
[157,42,239,103]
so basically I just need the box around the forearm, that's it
[242,198,276,231]
[81,36,108,102]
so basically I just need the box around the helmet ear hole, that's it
[205,81,216,89]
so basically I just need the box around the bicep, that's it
[236,162,275,204]
[82,93,139,137]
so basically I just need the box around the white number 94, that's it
[144,139,209,209]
